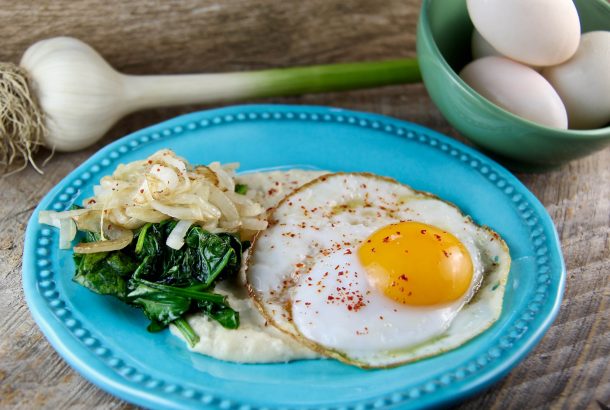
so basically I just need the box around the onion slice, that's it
[39,209,91,227]
[166,220,194,250]
[59,218,77,249]
[73,229,133,254]
[242,217,268,231]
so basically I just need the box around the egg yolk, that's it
[358,221,473,306]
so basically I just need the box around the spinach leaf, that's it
[234,183,248,195]
[71,220,245,344]
[106,252,138,276]
[73,251,132,299]
[133,223,242,288]
[172,318,200,346]
[129,281,192,325]
[182,227,242,286]
[198,300,240,329]
[131,279,227,304]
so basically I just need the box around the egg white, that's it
[246,173,511,367]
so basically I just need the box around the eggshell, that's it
[467,0,580,66]
[471,29,501,60]
[543,31,610,130]
[460,57,568,129]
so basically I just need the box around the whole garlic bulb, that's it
[20,37,128,151]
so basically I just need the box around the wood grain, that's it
[0,1,608,409]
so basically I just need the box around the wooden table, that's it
[1,1,608,408]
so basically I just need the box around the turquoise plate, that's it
[23,105,565,409]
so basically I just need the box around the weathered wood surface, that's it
[0,0,608,409]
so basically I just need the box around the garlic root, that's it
[0,62,46,174]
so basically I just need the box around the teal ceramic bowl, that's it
[416,0,610,169]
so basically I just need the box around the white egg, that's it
[246,173,510,367]
[543,31,610,130]
[460,57,568,129]
[471,29,541,71]
[467,0,580,66]
[471,29,502,60]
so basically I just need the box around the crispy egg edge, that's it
[244,172,511,369]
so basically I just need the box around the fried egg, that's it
[246,173,510,367]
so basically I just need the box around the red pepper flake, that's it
[442,250,450,258]
[420,229,427,234]
[327,296,334,301]
[344,249,352,255]
[399,274,409,281]
[371,247,376,253]
[379,316,384,320]
[383,236,390,243]
[268,188,277,195]
[304,302,311,306]
[87,199,96,204]
[139,189,144,193]
[434,234,442,241]
[295,263,304,268]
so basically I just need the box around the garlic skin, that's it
[542,31,610,130]
[20,37,129,151]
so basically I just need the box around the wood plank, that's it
[0,1,608,409]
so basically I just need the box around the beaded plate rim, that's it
[23,104,565,410]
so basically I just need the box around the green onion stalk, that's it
[2,36,422,173]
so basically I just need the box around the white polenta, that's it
[170,169,326,363]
